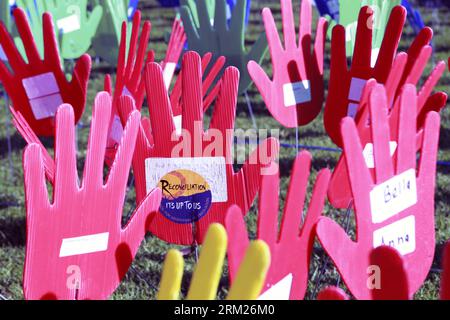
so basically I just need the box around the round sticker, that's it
[158,169,212,224]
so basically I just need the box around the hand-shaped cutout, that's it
[22,93,162,300]
[226,152,330,300]
[118,51,279,245]
[157,223,270,300]
[317,83,441,299]
[36,0,103,59]
[248,0,327,127]
[103,10,151,166]
[180,0,268,94]
[328,48,447,209]
[92,0,131,65]
[0,8,90,137]
[324,5,410,147]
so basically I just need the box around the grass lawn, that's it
[0,0,448,300]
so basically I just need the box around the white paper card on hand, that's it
[57,14,81,34]
[110,115,124,143]
[283,80,311,107]
[373,215,416,255]
[163,62,177,90]
[59,232,109,257]
[145,157,228,202]
[363,141,397,169]
[347,102,359,118]
[258,274,293,300]
[348,77,367,102]
[0,44,7,61]
[370,169,417,224]
[22,73,60,99]
[29,93,64,120]
[173,115,182,135]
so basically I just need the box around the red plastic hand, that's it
[118,51,279,245]
[248,0,327,127]
[0,8,90,137]
[323,5,406,146]
[328,48,447,209]
[317,287,349,300]
[316,84,441,299]
[169,52,226,119]
[104,11,151,166]
[226,152,330,300]
[319,246,409,300]
[22,93,161,300]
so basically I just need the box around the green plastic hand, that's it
[338,0,400,59]
[91,0,131,65]
[180,0,215,28]
[0,1,11,60]
[180,0,268,94]
[1,1,11,29]
[37,0,103,59]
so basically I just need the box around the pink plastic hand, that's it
[248,0,327,127]
[317,83,441,299]
[118,51,279,245]
[0,8,90,137]
[226,152,330,300]
[22,93,162,300]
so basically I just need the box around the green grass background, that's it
[0,0,448,300]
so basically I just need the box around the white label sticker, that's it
[370,169,417,224]
[163,62,177,90]
[258,274,293,300]
[347,102,359,118]
[371,47,380,68]
[22,73,63,120]
[363,141,398,169]
[173,114,182,136]
[59,232,109,257]
[110,115,124,143]
[57,14,81,34]
[283,80,311,106]
[348,77,367,102]
[22,72,60,99]
[29,93,63,120]
[0,44,7,61]
[145,157,228,203]
[373,215,416,255]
